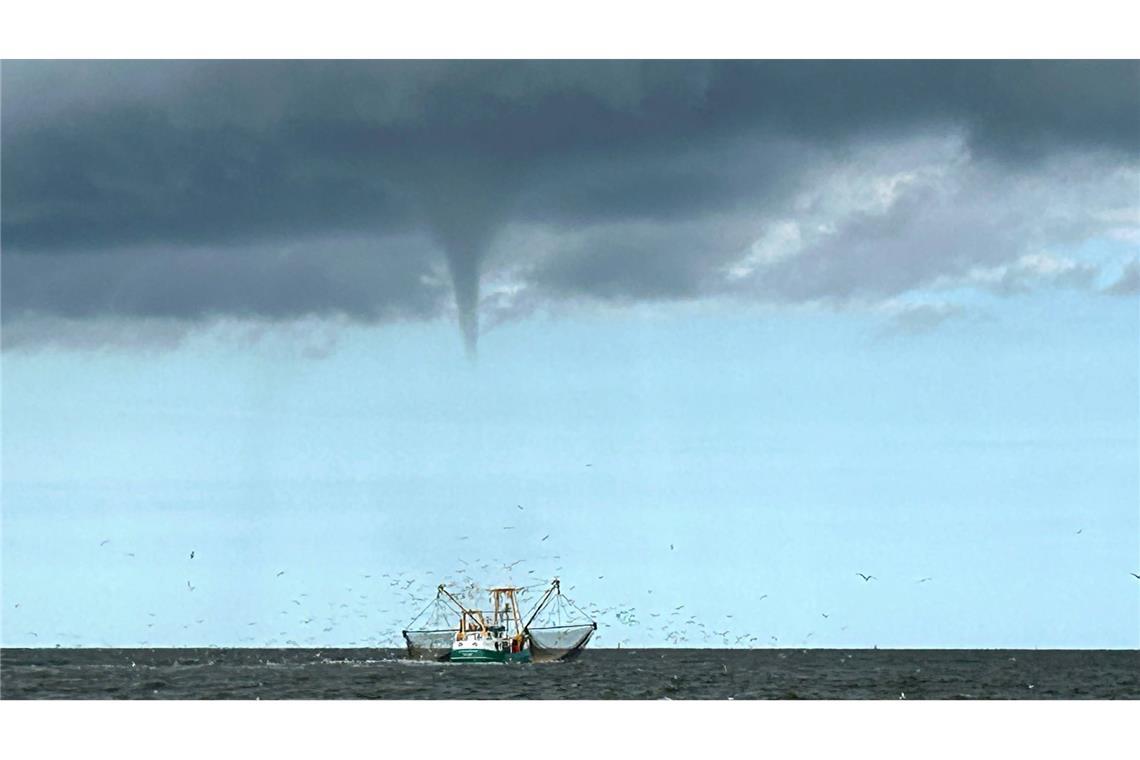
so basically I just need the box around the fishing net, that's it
[528,624,597,662]
[402,629,458,661]
[525,591,596,662]
[402,596,459,661]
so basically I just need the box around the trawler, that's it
[403,579,596,663]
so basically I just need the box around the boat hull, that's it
[449,647,532,664]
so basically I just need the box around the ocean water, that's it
[1,647,1137,699]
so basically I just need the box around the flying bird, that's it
[517,504,524,510]
[541,534,550,542]
[821,613,829,618]
[917,577,933,583]
[186,581,196,592]
[857,573,876,582]
[189,551,195,559]
[99,539,110,546]
[1130,573,1140,580]
[670,544,674,551]
[759,594,769,601]
[276,571,285,577]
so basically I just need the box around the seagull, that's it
[821,613,829,618]
[857,573,876,582]
[187,581,196,592]
[585,464,592,467]
[276,571,285,577]
[759,594,769,601]
[189,551,195,560]
[517,505,524,511]
[669,544,674,550]
[99,539,110,546]
[1130,573,1140,580]
[917,577,933,583]
[541,535,550,542]
[1075,529,1083,535]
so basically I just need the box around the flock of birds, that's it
[11,507,1140,649]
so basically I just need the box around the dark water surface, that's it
[2,648,1137,699]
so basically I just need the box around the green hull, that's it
[449,647,532,664]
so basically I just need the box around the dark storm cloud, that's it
[3,235,445,322]
[2,60,1137,348]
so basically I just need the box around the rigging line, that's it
[404,596,440,629]
[560,593,595,622]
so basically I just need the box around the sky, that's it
[2,60,1138,649]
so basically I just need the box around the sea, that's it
[2,647,1137,699]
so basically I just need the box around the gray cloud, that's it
[1104,259,1140,296]
[3,60,1137,350]
[880,302,969,336]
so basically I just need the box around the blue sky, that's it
[2,61,1138,648]
[3,280,1136,648]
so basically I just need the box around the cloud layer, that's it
[3,61,1137,350]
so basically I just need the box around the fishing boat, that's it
[403,579,596,664]
[448,586,532,663]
